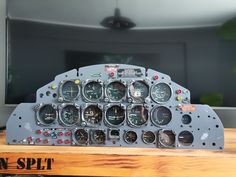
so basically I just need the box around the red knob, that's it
[57,139,63,144]
[35,130,42,134]
[64,140,71,144]
[153,75,158,80]
[43,139,49,144]
[58,132,63,136]
[44,131,49,137]
[65,132,71,136]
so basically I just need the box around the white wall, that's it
[0,0,14,127]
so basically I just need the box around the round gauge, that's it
[83,105,102,125]
[181,114,192,124]
[178,131,194,146]
[151,106,172,126]
[105,105,125,126]
[83,81,102,101]
[60,105,79,126]
[124,131,137,144]
[74,129,88,144]
[151,83,171,103]
[127,105,148,127]
[159,130,175,147]
[92,130,106,144]
[142,131,156,144]
[38,104,57,125]
[61,80,80,101]
[129,81,149,102]
[106,81,126,101]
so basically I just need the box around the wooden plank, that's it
[0,129,236,176]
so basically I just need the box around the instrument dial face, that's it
[92,130,106,144]
[83,81,102,101]
[61,81,80,101]
[142,131,156,144]
[38,104,57,125]
[106,81,126,101]
[159,130,175,147]
[151,83,171,103]
[124,131,137,144]
[60,105,79,126]
[105,105,125,126]
[151,106,172,126]
[129,81,149,102]
[74,129,88,144]
[127,105,148,127]
[83,105,102,125]
[178,131,194,146]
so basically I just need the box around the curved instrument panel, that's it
[6,64,224,149]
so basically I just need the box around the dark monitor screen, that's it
[6,19,236,107]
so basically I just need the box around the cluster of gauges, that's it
[35,103,173,128]
[72,128,193,147]
[59,80,172,103]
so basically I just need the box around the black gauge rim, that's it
[83,105,103,125]
[142,131,156,144]
[73,129,88,145]
[91,130,106,144]
[60,80,80,101]
[178,131,194,146]
[59,104,80,126]
[127,105,148,127]
[150,82,172,104]
[158,130,176,147]
[124,130,138,144]
[129,80,149,102]
[151,106,172,126]
[37,104,57,125]
[83,81,103,102]
[106,81,126,102]
[105,105,125,127]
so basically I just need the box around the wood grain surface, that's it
[0,129,236,176]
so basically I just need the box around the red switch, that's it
[44,131,49,137]
[35,130,42,134]
[57,139,63,144]
[109,72,115,77]
[64,139,71,144]
[35,138,41,143]
[176,89,182,94]
[43,139,49,144]
[58,132,63,136]
[153,75,158,80]
[65,132,71,136]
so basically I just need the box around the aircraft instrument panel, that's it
[6,64,224,149]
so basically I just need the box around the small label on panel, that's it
[117,68,143,78]
[104,65,119,73]
[180,105,196,112]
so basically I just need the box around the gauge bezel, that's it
[150,82,173,104]
[35,103,58,126]
[150,106,172,127]
[142,131,156,144]
[126,104,149,128]
[90,129,106,145]
[104,80,127,102]
[82,79,103,102]
[81,103,103,126]
[59,80,81,102]
[158,129,176,148]
[58,103,80,127]
[72,128,89,145]
[104,104,126,127]
[127,79,150,103]
[123,130,138,144]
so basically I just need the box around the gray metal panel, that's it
[6,64,224,149]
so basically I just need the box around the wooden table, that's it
[0,129,236,177]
